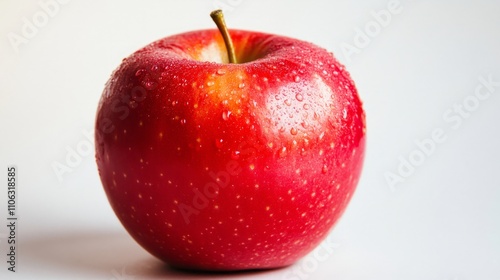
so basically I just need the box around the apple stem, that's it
[210,10,237,64]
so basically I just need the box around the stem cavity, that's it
[210,10,237,64]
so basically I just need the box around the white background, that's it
[1,0,500,279]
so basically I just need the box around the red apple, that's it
[95,11,365,271]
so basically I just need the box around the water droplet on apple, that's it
[333,71,339,76]
[135,69,146,77]
[303,138,310,147]
[290,128,298,135]
[180,119,187,125]
[301,121,308,128]
[239,83,245,89]
[216,69,226,75]
[321,164,328,174]
[271,64,278,70]
[145,81,156,90]
[343,108,347,119]
[295,93,303,102]
[207,81,215,87]
[279,126,285,133]
[284,99,291,106]
[279,146,287,158]
[151,65,159,71]
[318,131,325,141]
[231,150,240,160]
[294,76,300,82]
[303,103,310,110]
[222,110,231,121]
[215,138,223,149]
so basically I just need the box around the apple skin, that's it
[95,29,365,271]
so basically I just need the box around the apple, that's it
[95,10,365,271]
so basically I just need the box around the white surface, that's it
[1,0,500,279]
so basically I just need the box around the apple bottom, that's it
[103,147,361,271]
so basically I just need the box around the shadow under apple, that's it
[20,230,285,279]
